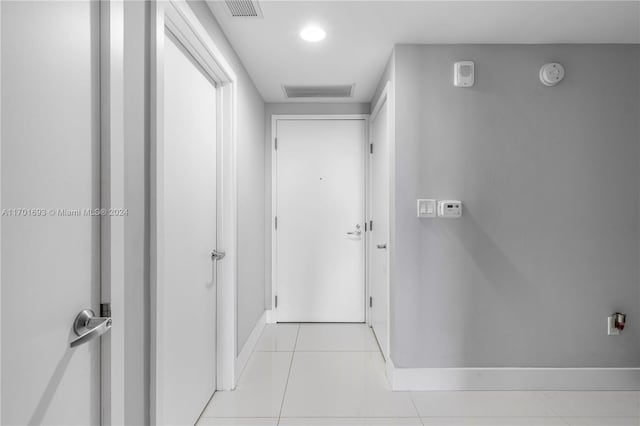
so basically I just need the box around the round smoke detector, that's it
[539,63,565,86]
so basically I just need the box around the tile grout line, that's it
[294,324,301,352]
[408,391,424,425]
[277,324,301,425]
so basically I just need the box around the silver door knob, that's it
[70,309,112,348]
[211,249,226,260]
[376,243,387,249]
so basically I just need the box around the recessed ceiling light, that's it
[300,25,326,42]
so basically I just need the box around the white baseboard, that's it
[265,309,276,324]
[235,311,266,383]
[385,359,640,391]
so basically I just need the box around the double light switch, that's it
[417,199,437,218]
[417,199,462,218]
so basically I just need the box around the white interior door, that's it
[157,31,218,425]
[370,100,390,358]
[1,1,102,424]
[275,119,366,322]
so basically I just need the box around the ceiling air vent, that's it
[224,0,263,18]
[283,85,355,99]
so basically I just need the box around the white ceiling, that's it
[206,1,640,103]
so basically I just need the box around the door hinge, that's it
[100,302,111,317]
[275,216,278,230]
[369,220,373,231]
[369,297,373,308]
[370,143,373,154]
[275,137,278,150]
[275,295,278,308]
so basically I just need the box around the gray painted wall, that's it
[264,103,371,308]
[188,1,267,356]
[390,44,640,368]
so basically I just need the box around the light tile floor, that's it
[198,323,640,426]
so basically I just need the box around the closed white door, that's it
[370,100,390,358]
[275,119,366,322]
[1,1,102,424]
[157,32,218,425]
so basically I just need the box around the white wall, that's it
[387,44,640,368]
[264,103,371,308]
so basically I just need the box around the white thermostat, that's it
[454,61,474,87]
[417,199,437,218]
[438,200,462,218]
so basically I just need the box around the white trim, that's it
[265,309,276,324]
[370,81,391,123]
[271,114,370,121]
[0,3,4,422]
[386,359,640,391]
[367,81,393,362]
[387,81,396,362]
[235,311,267,383]
[270,114,369,324]
[100,1,126,424]
[149,3,163,421]
[150,1,239,424]
[270,115,277,320]
[217,58,239,393]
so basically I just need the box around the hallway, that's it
[197,324,640,426]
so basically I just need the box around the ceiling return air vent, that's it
[282,84,355,99]
[224,0,263,18]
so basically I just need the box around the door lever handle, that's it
[211,249,226,260]
[347,224,362,237]
[70,309,112,348]
[376,243,387,249]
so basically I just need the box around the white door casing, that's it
[273,117,367,323]
[100,1,126,424]
[151,2,239,425]
[369,84,392,359]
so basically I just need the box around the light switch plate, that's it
[417,199,437,218]
[608,316,620,336]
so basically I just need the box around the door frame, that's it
[0,3,3,422]
[150,1,239,424]
[368,81,394,361]
[270,114,370,324]
[0,2,127,424]
[100,1,126,424]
